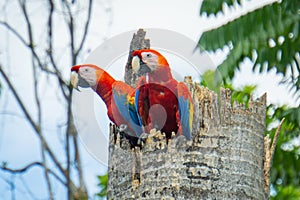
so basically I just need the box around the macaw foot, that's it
[175,135,187,149]
[137,133,149,146]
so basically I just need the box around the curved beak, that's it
[131,56,141,73]
[71,71,80,91]
[70,65,90,91]
[131,55,151,76]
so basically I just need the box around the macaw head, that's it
[71,64,109,91]
[131,49,170,76]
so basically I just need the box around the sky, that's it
[0,0,297,199]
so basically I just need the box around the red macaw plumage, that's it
[132,49,194,140]
[70,64,142,141]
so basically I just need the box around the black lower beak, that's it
[77,75,90,88]
[138,63,151,76]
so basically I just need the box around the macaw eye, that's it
[146,53,152,58]
[84,68,89,72]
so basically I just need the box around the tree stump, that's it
[107,29,268,199]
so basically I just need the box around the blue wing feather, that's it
[177,83,193,140]
[112,82,142,137]
[134,89,143,127]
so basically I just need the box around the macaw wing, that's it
[177,82,194,140]
[112,81,142,137]
[134,77,148,128]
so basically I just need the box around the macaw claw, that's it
[137,132,149,146]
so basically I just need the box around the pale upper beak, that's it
[71,71,80,91]
[131,56,140,73]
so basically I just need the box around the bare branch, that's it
[59,1,90,198]
[0,21,57,77]
[41,147,54,200]
[66,128,71,200]
[0,173,16,200]
[32,59,41,126]
[1,161,66,186]
[62,2,74,191]
[18,0,33,48]
[74,0,93,57]
[72,127,86,193]
[24,3,52,195]
[2,162,42,175]
[65,97,72,200]
[60,0,76,65]
[0,21,28,47]
[47,0,69,99]
[0,1,68,91]
[17,0,47,73]
[1,0,94,198]
[0,66,67,180]
[0,66,39,134]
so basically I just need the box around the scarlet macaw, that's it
[70,64,143,142]
[131,49,194,140]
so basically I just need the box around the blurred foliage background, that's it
[199,0,300,199]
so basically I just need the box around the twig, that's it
[42,146,54,200]
[270,118,285,161]
[61,0,76,65]
[0,21,28,47]
[24,1,53,194]
[0,21,57,77]
[66,108,71,200]
[72,126,87,193]
[74,0,93,57]
[73,0,93,194]
[47,0,69,100]
[263,118,285,196]
[2,162,44,176]
[1,161,66,186]
[60,1,91,198]
[0,174,16,200]
[0,66,39,135]
[59,2,75,199]
[17,0,56,75]
[0,66,67,181]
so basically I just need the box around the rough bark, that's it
[107,30,267,199]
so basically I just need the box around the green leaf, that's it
[96,173,108,198]
[200,0,246,15]
[200,70,222,93]
[199,0,300,97]
[200,69,256,107]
